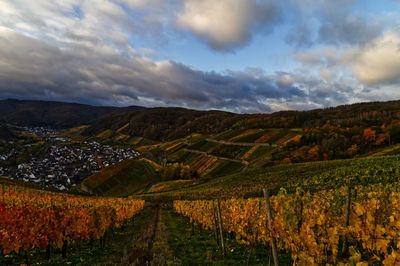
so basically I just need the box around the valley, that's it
[3,99,400,265]
[2,1,400,264]
[0,126,139,190]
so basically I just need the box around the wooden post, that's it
[62,240,68,259]
[24,249,29,265]
[216,197,226,258]
[46,243,51,260]
[104,230,108,248]
[342,186,352,257]
[212,199,220,243]
[263,189,279,266]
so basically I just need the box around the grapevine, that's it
[0,185,145,256]
[174,185,400,265]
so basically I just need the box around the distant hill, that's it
[6,98,400,139]
[0,99,143,128]
[83,100,400,141]
[232,100,400,129]
[82,107,244,141]
[6,98,400,165]
[82,99,400,174]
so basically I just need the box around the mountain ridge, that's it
[0,98,144,128]
[83,99,400,141]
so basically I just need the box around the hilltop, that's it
[82,107,243,141]
[83,100,400,141]
[0,99,143,128]
[83,99,400,167]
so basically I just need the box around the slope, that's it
[140,154,400,199]
[81,158,158,196]
[0,123,18,140]
[83,99,400,142]
[82,107,243,141]
[0,99,143,128]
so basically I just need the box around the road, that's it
[205,138,278,148]
[183,148,249,166]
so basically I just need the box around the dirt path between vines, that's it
[120,205,179,266]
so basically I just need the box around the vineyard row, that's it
[0,185,145,257]
[174,185,400,265]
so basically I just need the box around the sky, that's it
[1,0,400,113]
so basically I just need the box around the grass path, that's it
[162,206,272,265]
[118,204,274,265]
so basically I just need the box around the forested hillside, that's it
[0,99,143,128]
[82,107,243,141]
[83,100,400,165]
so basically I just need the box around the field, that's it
[138,154,400,199]
[4,153,400,265]
[82,159,158,196]
[0,184,145,265]
[5,105,400,264]
[64,119,400,265]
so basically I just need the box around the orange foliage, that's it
[363,128,376,141]
[307,145,320,161]
[174,188,400,265]
[0,185,144,255]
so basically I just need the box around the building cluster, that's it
[0,127,139,190]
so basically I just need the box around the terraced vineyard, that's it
[4,138,400,265]
[166,155,400,265]
[0,184,145,265]
[7,100,400,265]
[63,117,400,265]
[174,185,400,265]
[82,159,158,196]
[138,155,400,200]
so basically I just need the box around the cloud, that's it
[284,0,385,48]
[292,30,400,107]
[0,0,169,49]
[0,0,398,114]
[176,0,281,51]
[318,15,383,46]
[351,31,400,85]
[0,28,318,113]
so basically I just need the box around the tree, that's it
[346,144,359,157]
[180,165,191,179]
[389,124,400,144]
[363,128,376,142]
[160,163,193,180]
[307,145,320,161]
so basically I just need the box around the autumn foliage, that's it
[0,185,144,255]
[174,186,400,265]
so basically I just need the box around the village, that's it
[0,127,139,190]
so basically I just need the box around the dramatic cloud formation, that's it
[176,0,281,51]
[0,0,399,112]
[0,27,309,112]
